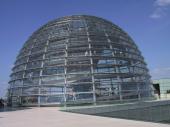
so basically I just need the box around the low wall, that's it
[64,100,170,122]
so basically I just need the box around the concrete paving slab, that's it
[0,107,169,127]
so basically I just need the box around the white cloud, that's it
[150,7,165,18]
[155,0,170,6]
[150,67,170,79]
[150,0,170,19]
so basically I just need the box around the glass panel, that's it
[121,91,138,99]
[119,66,129,73]
[69,36,88,42]
[50,24,69,37]
[22,87,39,95]
[26,61,42,69]
[68,49,90,57]
[45,51,65,58]
[29,54,43,61]
[95,77,120,101]
[15,57,28,65]
[94,67,115,73]
[47,42,66,51]
[42,66,64,75]
[67,43,89,49]
[44,59,65,66]
[121,83,138,91]
[25,69,40,78]
[34,42,46,47]
[41,75,65,85]
[11,72,24,80]
[70,20,86,29]
[40,95,64,103]
[90,35,107,41]
[93,58,116,66]
[13,64,25,72]
[67,57,90,65]
[66,93,93,102]
[17,49,30,58]
[11,88,21,96]
[67,74,92,84]
[67,83,93,92]
[23,78,39,86]
[31,45,45,54]
[41,86,64,94]
[67,65,91,74]
[22,96,38,104]
[92,49,112,56]
[12,80,23,87]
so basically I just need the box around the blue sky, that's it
[0,0,170,97]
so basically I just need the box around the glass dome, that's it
[8,15,153,106]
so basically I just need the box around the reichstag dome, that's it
[8,15,153,106]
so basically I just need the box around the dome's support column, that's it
[85,21,96,105]
[105,31,115,98]
[137,78,141,100]
[114,51,123,101]
[116,59,123,101]
[63,40,68,107]
[117,75,123,101]
[38,72,42,106]
[89,44,96,105]
[137,84,141,100]
[21,49,30,106]
[88,35,96,105]
[38,40,49,106]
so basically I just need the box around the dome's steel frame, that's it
[8,15,153,106]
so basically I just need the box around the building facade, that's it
[153,78,170,99]
[8,15,153,106]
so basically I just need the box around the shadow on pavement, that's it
[0,107,32,112]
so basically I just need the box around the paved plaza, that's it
[0,107,170,127]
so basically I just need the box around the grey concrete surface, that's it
[64,100,170,122]
[0,107,170,127]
